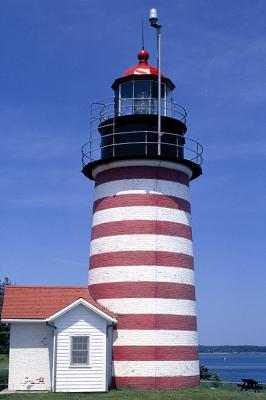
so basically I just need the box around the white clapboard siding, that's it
[55,304,109,392]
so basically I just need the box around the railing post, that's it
[157,26,162,156]
[145,131,148,155]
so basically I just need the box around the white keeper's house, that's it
[2,286,116,392]
[1,27,203,392]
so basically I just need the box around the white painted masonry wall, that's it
[54,304,109,392]
[8,323,53,391]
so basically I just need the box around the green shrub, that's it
[0,368,8,384]
[200,364,221,382]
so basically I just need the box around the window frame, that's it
[69,335,90,368]
[117,80,169,117]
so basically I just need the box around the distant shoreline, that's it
[199,345,266,354]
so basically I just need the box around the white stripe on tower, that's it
[89,160,199,389]
[89,265,195,285]
[92,206,191,226]
[90,235,193,256]
[97,298,196,315]
[112,361,199,377]
[112,330,198,346]
[94,178,190,202]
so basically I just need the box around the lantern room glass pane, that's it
[117,80,170,116]
[151,82,166,115]
[134,80,151,99]
[151,81,156,99]
[121,82,133,98]
[151,81,165,98]
[121,99,133,115]
[133,80,151,114]
[166,84,172,99]
[166,84,173,117]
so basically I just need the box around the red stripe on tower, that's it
[112,346,198,361]
[90,251,194,270]
[91,220,192,240]
[89,282,195,300]
[115,314,197,330]
[112,376,200,389]
[95,166,189,186]
[93,194,191,214]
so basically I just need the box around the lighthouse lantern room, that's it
[82,49,202,180]
[82,33,203,389]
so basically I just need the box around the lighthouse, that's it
[82,39,203,389]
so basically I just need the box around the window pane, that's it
[81,353,87,363]
[134,80,150,99]
[82,342,87,350]
[166,84,172,99]
[151,82,165,98]
[121,82,133,98]
[161,83,165,98]
[120,98,133,115]
[71,337,89,364]
[133,81,151,114]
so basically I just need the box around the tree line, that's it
[0,277,10,354]
[199,345,266,353]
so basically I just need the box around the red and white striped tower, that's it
[82,49,203,389]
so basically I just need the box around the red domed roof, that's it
[123,49,164,77]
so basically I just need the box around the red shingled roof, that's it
[1,286,116,320]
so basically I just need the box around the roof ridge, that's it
[6,285,88,289]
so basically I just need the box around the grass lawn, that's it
[0,383,266,399]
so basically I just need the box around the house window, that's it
[71,336,90,365]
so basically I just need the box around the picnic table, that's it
[238,378,262,392]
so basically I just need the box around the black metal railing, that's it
[90,97,187,124]
[82,96,203,168]
[81,130,203,167]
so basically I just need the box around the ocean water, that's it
[199,353,266,384]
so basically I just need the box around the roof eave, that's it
[111,74,175,91]
[47,297,117,324]
[1,318,45,323]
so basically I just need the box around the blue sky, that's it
[1,0,265,345]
